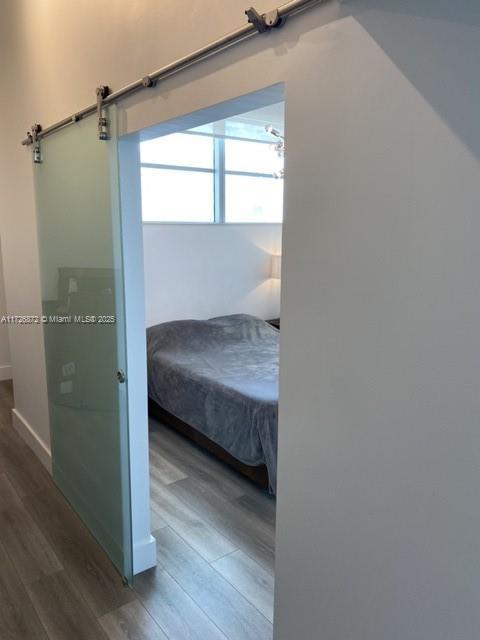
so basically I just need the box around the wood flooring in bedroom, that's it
[139,415,276,640]
[0,377,275,640]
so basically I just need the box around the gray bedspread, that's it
[147,314,279,493]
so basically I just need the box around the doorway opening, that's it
[121,84,284,639]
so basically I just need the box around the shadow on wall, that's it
[348,0,480,161]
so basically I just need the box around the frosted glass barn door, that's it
[33,108,133,581]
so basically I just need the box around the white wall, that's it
[280,4,480,639]
[0,240,12,380]
[143,224,281,327]
[0,0,51,456]
[3,1,480,638]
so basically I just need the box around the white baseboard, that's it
[0,365,12,381]
[133,534,157,574]
[11,407,155,575]
[12,408,52,474]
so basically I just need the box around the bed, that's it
[147,314,279,494]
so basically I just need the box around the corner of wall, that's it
[133,534,157,574]
[11,408,52,474]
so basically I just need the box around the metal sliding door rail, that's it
[21,0,328,148]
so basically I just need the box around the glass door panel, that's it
[33,108,133,581]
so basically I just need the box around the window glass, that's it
[141,167,214,223]
[224,119,273,142]
[225,139,282,175]
[140,133,214,169]
[225,175,283,223]
[140,101,284,223]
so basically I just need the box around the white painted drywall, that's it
[113,2,480,637]
[143,224,282,327]
[3,0,480,637]
[0,1,51,453]
[119,136,157,574]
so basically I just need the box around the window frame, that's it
[140,130,283,225]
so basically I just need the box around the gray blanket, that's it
[147,314,279,493]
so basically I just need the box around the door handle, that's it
[117,369,126,384]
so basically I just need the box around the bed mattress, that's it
[146,314,279,493]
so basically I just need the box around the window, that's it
[140,133,215,223]
[225,175,283,224]
[140,106,284,224]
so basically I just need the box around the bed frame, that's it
[148,398,269,491]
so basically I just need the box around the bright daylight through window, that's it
[140,102,285,223]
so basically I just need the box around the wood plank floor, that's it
[0,380,275,640]
[143,416,276,640]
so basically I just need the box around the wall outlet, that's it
[60,380,73,395]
